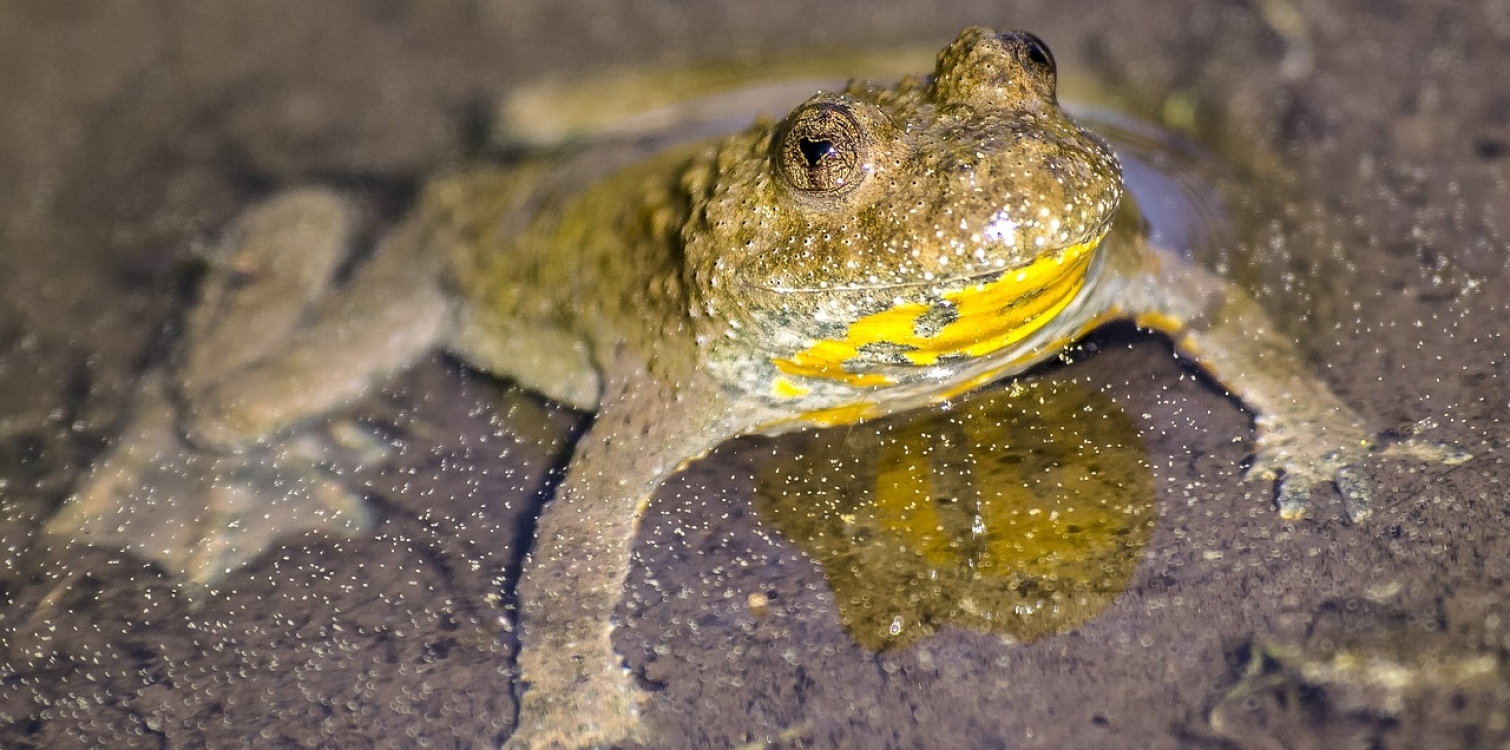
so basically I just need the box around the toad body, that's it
[51,27,1462,750]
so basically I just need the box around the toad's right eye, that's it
[775,102,870,195]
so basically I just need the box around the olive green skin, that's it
[448,28,1121,422]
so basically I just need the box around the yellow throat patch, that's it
[772,232,1104,391]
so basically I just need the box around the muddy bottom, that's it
[2,2,1507,748]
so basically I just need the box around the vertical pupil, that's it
[799,137,836,167]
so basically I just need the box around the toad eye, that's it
[776,102,869,194]
[1017,31,1055,76]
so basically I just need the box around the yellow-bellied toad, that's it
[50,27,1467,750]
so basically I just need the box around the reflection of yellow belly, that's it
[771,232,1104,391]
[754,380,1156,651]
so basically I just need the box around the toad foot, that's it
[503,629,648,750]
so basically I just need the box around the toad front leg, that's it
[1108,240,1469,521]
[503,359,740,750]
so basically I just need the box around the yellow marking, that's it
[872,432,955,568]
[771,376,811,398]
[764,299,1125,434]
[933,314,1125,404]
[1134,310,1200,358]
[791,400,883,427]
[1133,310,1184,334]
[772,233,1104,388]
[774,340,895,387]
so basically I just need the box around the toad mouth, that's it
[746,211,1117,295]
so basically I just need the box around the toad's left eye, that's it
[776,102,870,195]
[1016,31,1055,76]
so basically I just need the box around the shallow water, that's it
[3,2,1507,749]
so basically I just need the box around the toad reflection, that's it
[756,378,1156,651]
